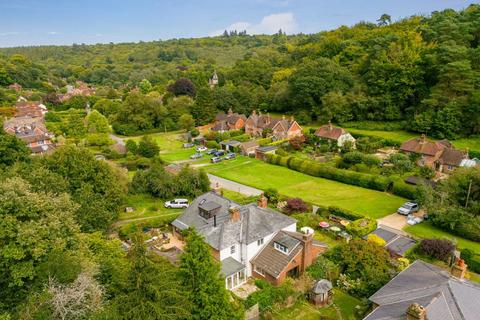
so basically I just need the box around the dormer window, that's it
[198,201,221,220]
[274,242,288,254]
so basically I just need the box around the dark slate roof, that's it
[251,231,302,278]
[368,227,416,256]
[275,233,299,250]
[199,201,221,212]
[257,146,278,153]
[172,192,296,250]
[312,279,332,294]
[364,260,480,320]
[221,257,245,277]
[220,140,241,146]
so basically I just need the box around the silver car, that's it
[164,199,189,209]
[397,202,419,215]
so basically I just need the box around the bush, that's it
[258,137,272,146]
[328,206,364,220]
[206,140,220,149]
[307,256,340,283]
[245,279,296,312]
[264,188,279,204]
[367,234,386,246]
[391,180,418,199]
[346,218,377,237]
[283,198,309,214]
[460,249,480,274]
[416,239,455,262]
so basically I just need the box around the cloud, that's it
[48,31,60,35]
[210,12,297,36]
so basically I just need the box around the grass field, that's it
[274,289,363,320]
[205,157,406,219]
[404,222,480,255]
[129,131,198,162]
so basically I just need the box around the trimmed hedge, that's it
[346,218,377,237]
[265,154,418,199]
[328,206,364,220]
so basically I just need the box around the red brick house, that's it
[400,135,468,173]
[314,122,356,148]
[212,108,246,133]
[245,111,303,141]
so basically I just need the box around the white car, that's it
[164,199,189,209]
[196,146,208,152]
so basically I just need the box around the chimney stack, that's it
[420,134,426,144]
[212,182,222,196]
[451,258,468,280]
[328,120,332,130]
[229,206,241,223]
[406,303,426,320]
[301,232,314,272]
[257,193,268,209]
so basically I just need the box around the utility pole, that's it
[465,179,473,208]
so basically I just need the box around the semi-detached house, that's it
[171,191,327,290]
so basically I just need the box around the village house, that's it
[314,122,356,148]
[58,81,95,102]
[364,259,480,320]
[171,191,327,290]
[400,135,470,173]
[211,108,246,133]
[14,101,48,118]
[240,140,259,156]
[245,111,303,141]
[3,117,55,155]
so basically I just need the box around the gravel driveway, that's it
[207,174,263,196]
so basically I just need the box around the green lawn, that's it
[205,157,406,219]
[274,289,363,320]
[129,131,198,162]
[404,222,480,255]
[119,194,182,221]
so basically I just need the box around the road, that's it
[207,174,263,196]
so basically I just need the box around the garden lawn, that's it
[274,289,363,320]
[119,194,182,221]
[205,157,406,219]
[129,131,198,162]
[404,222,480,256]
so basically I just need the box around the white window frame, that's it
[254,265,265,276]
[257,238,264,246]
[274,242,288,254]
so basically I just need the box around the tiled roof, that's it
[240,140,259,149]
[400,138,445,156]
[365,260,480,320]
[439,148,466,166]
[251,231,302,278]
[315,124,347,140]
[172,192,296,250]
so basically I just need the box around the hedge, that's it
[460,249,480,274]
[346,218,377,237]
[328,206,364,220]
[258,137,272,146]
[265,154,418,199]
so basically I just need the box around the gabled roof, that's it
[439,148,466,166]
[240,140,259,150]
[312,279,332,294]
[400,137,446,156]
[365,260,480,320]
[368,226,417,256]
[315,124,348,140]
[172,192,296,250]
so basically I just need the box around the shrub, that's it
[206,140,220,149]
[367,234,386,246]
[346,218,377,237]
[244,279,296,312]
[391,180,418,199]
[283,198,309,214]
[258,137,272,146]
[307,256,340,283]
[397,258,410,271]
[416,239,455,262]
[264,188,279,204]
[328,206,364,220]
[460,249,480,274]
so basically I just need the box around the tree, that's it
[179,230,241,320]
[191,87,217,125]
[111,232,190,319]
[138,79,153,94]
[327,240,394,297]
[167,78,196,97]
[0,129,30,168]
[137,136,160,158]
[125,139,138,154]
[85,110,110,133]
[377,14,391,26]
[179,113,195,131]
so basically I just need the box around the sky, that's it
[0,0,478,47]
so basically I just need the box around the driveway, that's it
[109,133,125,145]
[377,213,407,231]
[207,174,263,196]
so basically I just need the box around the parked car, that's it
[397,202,419,215]
[211,156,222,163]
[207,149,217,155]
[190,153,203,159]
[214,150,225,157]
[196,146,208,152]
[164,199,189,209]
[183,143,195,148]
[224,152,236,160]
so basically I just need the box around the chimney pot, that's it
[229,206,241,222]
[257,193,268,209]
[451,258,468,279]
[406,303,427,320]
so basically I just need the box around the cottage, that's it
[240,140,259,156]
[3,117,55,155]
[245,111,303,141]
[364,259,480,320]
[58,81,95,102]
[212,108,246,133]
[14,101,48,118]
[400,135,469,173]
[314,122,356,148]
[171,192,327,289]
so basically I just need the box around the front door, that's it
[287,266,299,278]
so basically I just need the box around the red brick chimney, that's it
[257,193,268,209]
[229,206,241,223]
[451,258,468,280]
[301,232,314,272]
[328,120,332,131]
